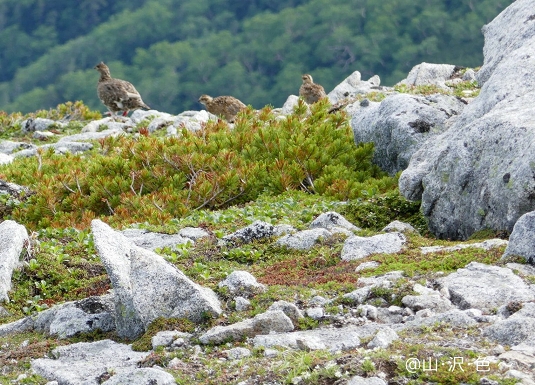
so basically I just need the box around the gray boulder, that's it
[223,220,274,245]
[121,228,192,251]
[199,310,294,344]
[381,220,417,234]
[420,239,508,254]
[102,368,176,385]
[341,232,406,261]
[0,153,13,165]
[502,211,535,264]
[31,339,151,385]
[218,270,266,298]
[397,62,456,88]
[351,93,464,175]
[151,330,191,349]
[0,220,29,302]
[309,211,360,231]
[13,142,94,158]
[153,110,214,135]
[20,118,62,133]
[280,95,300,115]
[275,228,332,250]
[34,297,115,338]
[401,309,478,330]
[0,317,34,337]
[438,262,535,311]
[60,127,125,142]
[178,227,210,241]
[0,179,33,199]
[223,347,251,360]
[91,219,221,339]
[327,71,381,105]
[253,324,384,353]
[0,140,36,154]
[267,300,304,326]
[399,0,535,239]
[483,303,535,346]
[367,327,399,349]
[401,293,454,313]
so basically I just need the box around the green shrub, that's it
[340,190,427,233]
[1,100,396,229]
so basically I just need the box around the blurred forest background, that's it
[0,0,514,115]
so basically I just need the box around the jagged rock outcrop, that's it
[351,93,465,175]
[399,0,535,239]
[0,220,29,302]
[327,71,381,105]
[397,62,456,88]
[91,219,221,339]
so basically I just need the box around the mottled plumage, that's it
[198,94,247,123]
[299,74,327,104]
[94,62,150,117]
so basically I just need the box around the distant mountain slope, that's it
[0,0,514,114]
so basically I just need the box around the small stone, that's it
[235,296,251,311]
[305,307,324,320]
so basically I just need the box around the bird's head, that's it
[302,74,313,83]
[94,62,109,71]
[94,62,111,79]
[198,95,213,105]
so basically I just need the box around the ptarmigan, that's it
[198,95,247,123]
[299,74,327,104]
[94,62,150,117]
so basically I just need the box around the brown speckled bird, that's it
[299,74,327,104]
[94,62,150,117]
[198,94,247,123]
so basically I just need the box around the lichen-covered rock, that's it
[34,296,115,339]
[399,0,535,239]
[309,211,360,231]
[20,118,63,133]
[223,220,274,245]
[351,93,464,175]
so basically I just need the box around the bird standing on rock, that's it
[198,94,247,123]
[299,74,327,104]
[94,62,150,117]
